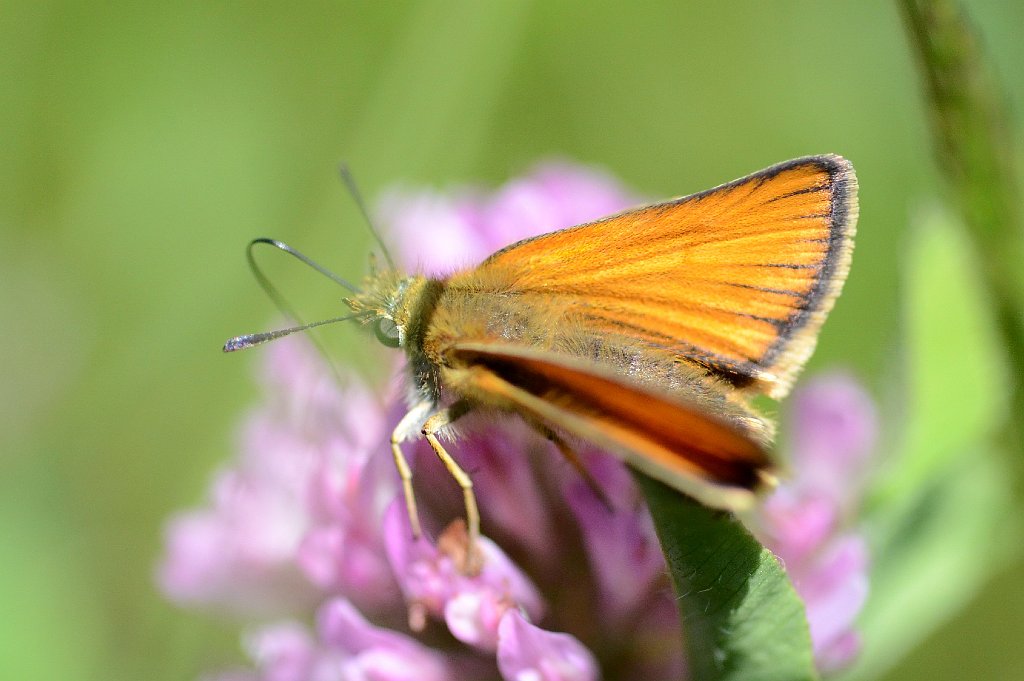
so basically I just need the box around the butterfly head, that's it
[346,266,426,350]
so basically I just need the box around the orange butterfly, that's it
[229,155,858,572]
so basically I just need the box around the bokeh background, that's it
[2,1,1022,679]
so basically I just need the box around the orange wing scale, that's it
[465,156,858,398]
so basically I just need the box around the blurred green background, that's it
[2,1,1022,679]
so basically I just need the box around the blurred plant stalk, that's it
[899,0,1024,455]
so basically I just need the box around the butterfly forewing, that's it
[467,155,858,398]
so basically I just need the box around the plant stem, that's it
[898,0,1024,456]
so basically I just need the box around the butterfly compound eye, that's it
[374,317,401,348]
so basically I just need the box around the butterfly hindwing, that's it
[443,341,775,510]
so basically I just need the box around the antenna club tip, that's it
[223,336,250,352]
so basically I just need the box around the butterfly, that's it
[228,155,858,572]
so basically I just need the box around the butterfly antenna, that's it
[338,164,397,271]
[248,238,360,299]
[223,312,371,352]
[241,238,363,382]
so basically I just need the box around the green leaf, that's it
[638,475,819,681]
[844,451,1013,681]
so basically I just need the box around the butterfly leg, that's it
[390,400,435,538]
[421,401,481,574]
[536,424,616,513]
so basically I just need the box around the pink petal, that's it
[317,599,450,681]
[816,630,862,675]
[444,588,508,650]
[759,488,837,566]
[788,373,878,502]
[801,536,870,654]
[496,610,599,681]
[376,189,492,272]
[565,454,663,624]
[243,622,322,681]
